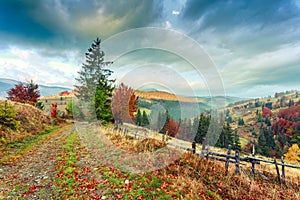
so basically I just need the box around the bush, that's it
[0,101,19,130]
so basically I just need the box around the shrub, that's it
[0,101,19,130]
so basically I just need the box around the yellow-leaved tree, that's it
[284,144,300,163]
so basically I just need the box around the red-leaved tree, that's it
[164,119,180,137]
[50,103,58,118]
[111,83,139,124]
[262,107,272,117]
[7,80,40,105]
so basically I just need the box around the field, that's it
[39,96,73,114]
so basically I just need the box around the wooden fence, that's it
[114,124,300,184]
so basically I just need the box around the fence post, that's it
[200,137,207,158]
[162,133,165,142]
[192,141,196,154]
[235,150,240,175]
[250,143,256,174]
[274,157,281,184]
[201,137,206,151]
[225,145,232,171]
[166,131,168,142]
[251,159,256,175]
[281,156,286,185]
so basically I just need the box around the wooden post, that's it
[274,157,281,184]
[225,145,232,171]
[201,137,207,158]
[162,133,165,142]
[166,131,168,142]
[251,143,255,174]
[251,159,256,175]
[235,150,240,175]
[192,141,196,154]
[281,156,285,185]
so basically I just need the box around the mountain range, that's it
[0,78,72,99]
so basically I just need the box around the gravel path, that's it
[0,125,74,199]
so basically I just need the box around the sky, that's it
[0,0,300,98]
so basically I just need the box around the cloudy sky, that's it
[0,0,300,98]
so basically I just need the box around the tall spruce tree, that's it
[141,110,150,127]
[194,113,210,144]
[135,109,142,126]
[233,130,241,151]
[74,38,115,123]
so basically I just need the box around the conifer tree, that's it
[233,130,241,151]
[74,38,115,123]
[194,113,210,144]
[141,110,149,127]
[135,109,142,126]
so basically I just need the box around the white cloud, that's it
[165,20,172,29]
[172,10,180,15]
[0,46,79,88]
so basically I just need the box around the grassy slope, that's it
[0,100,54,148]
[76,125,300,199]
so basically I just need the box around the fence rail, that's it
[114,124,300,184]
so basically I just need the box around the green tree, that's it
[141,111,149,127]
[74,38,115,123]
[135,109,142,126]
[194,113,210,144]
[238,117,244,126]
[67,100,83,119]
[233,130,241,151]
[216,122,234,148]
[257,132,269,156]
[0,101,19,130]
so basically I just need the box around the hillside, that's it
[0,100,54,146]
[223,90,300,158]
[1,122,299,199]
[135,90,200,102]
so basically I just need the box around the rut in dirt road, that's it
[0,125,74,199]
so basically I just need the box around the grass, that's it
[240,137,249,147]
[77,125,300,199]
[0,126,59,164]
[53,132,102,199]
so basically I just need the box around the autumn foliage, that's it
[163,119,180,137]
[284,144,300,163]
[7,81,40,105]
[59,90,69,96]
[262,107,272,117]
[111,83,139,124]
[50,103,58,118]
[273,104,300,137]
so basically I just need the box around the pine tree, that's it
[74,38,115,123]
[238,117,244,126]
[0,101,18,130]
[141,111,149,127]
[194,113,209,144]
[161,110,170,133]
[135,109,142,126]
[257,129,271,157]
[233,130,241,151]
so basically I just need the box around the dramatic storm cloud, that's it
[0,0,299,98]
